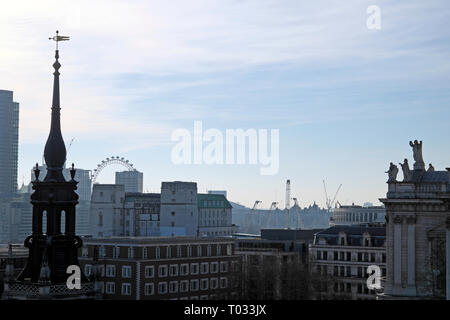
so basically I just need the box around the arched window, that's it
[60,210,66,234]
[42,210,47,234]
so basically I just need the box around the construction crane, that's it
[63,138,75,167]
[269,201,279,210]
[252,200,262,210]
[323,180,342,211]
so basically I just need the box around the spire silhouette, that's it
[43,31,69,182]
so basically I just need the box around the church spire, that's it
[43,30,70,182]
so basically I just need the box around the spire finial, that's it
[43,30,70,182]
[49,30,70,51]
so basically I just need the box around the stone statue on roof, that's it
[427,163,435,172]
[399,158,412,182]
[409,140,425,170]
[385,162,399,182]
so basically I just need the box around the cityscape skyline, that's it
[1,1,449,208]
[1,0,449,304]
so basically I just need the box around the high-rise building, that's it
[0,90,19,197]
[115,170,143,193]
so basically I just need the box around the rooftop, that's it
[81,236,234,245]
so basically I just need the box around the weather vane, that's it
[48,30,70,50]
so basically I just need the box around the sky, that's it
[1,0,449,209]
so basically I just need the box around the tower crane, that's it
[323,180,342,211]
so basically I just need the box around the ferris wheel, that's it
[91,156,137,185]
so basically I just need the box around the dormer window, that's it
[362,232,371,247]
[338,232,347,246]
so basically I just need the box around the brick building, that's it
[78,237,241,300]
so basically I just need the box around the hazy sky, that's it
[1,0,449,208]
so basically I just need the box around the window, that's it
[98,265,105,277]
[220,277,228,288]
[197,245,202,257]
[201,262,209,274]
[177,246,182,258]
[159,265,168,277]
[97,281,105,294]
[142,247,148,259]
[113,246,120,259]
[180,264,189,276]
[145,266,154,278]
[210,278,218,289]
[81,247,88,257]
[169,281,178,293]
[166,246,171,258]
[98,213,103,227]
[156,247,160,259]
[207,245,211,257]
[121,283,132,295]
[200,278,209,290]
[106,265,116,277]
[99,245,106,258]
[180,280,189,293]
[210,262,218,273]
[158,282,168,294]
[122,266,132,278]
[220,261,228,273]
[144,283,154,296]
[216,245,221,256]
[106,282,115,294]
[169,264,179,277]
[227,244,232,255]
[187,246,192,257]
[128,247,134,259]
[190,279,199,291]
[84,264,92,277]
[190,263,199,275]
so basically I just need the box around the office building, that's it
[198,193,237,237]
[0,90,19,197]
[78,237,240,300]
[309,225,386,300]
[115,170,143,193]
[331,204,386,226]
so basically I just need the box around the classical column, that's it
[406,216,416,294]
[393,215,403,286]
[446,216,450,301]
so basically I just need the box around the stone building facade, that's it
[380,141,450,299]
[309,225,386,300]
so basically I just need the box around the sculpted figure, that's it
[409,140,425,169]
[427,163,435,172]
[385,162,398,182]
[399,158,412,182]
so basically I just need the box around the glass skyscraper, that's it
[0,90,19,197]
